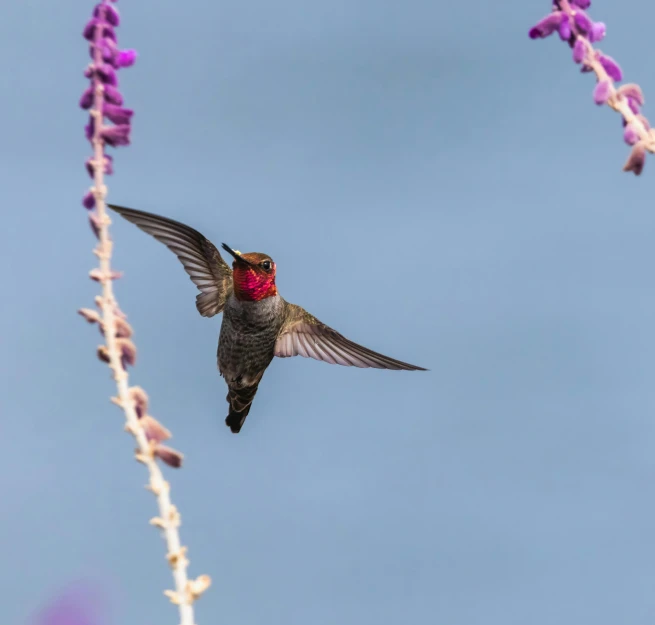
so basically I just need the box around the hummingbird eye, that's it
[261,260,272,271]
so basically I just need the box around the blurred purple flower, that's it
[529,1,652,175]
[34,584,105,625]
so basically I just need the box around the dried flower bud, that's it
[155,445,184,468]
[167,546,188,568]
[187,575,212,600]
[78,308,101,324]
[114,316,133,338]
[89,213,101,240]
[97,345,110,363]
[164,590,182,605]
[128,386,149,418]
[116,338,137,368]
[89,268,123,282]
[623,142,647,175]
[141,415,172,443]
[617,83,645,107]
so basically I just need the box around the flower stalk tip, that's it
[529,0,654,175]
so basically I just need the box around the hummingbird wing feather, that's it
[275,304,426,371]
[108,205,233,317]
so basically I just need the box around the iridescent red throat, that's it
[233,266,277,302]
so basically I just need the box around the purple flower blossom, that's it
[529,12,565,39]
[93,2,120,27]
[573,10,593,34]
[103,103,133,125]
[529,1,653,175]
[593,79,611,105]
[116,49,137,67]
[101,124,131,146]
[80,0,136,203]
[572,38,586,63]
[83,191,96,209]
[34,584,105,625]
[104,84,124,105]
[597,53,622,81]
[559,15,571,41]
[589,21,606,43]
[79,87,94,109]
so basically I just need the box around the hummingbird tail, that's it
[225,382,260,434]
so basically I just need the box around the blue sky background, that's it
[3,0,655,623]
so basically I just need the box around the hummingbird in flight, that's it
[108,205,426,433]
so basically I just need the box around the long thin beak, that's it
[221,243,254,266]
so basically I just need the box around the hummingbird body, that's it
[108,204,426,433]
[219,294,286,432]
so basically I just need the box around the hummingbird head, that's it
[221,243,277,302]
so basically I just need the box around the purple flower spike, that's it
[79,87,94,109]
[103,103,134,125]
[572,38,586,63]
[83,191,96,209]
[101,124,131,147]
[81,2,136,190]
[597,53,622,81]
[589,22,606,42]
[593,79,611,105]
[529,0,653,174]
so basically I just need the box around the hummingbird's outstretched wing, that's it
[108,205,233,317]
[275,303,427,371]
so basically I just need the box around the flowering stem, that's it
[529,0,655,174]
[80,2,209,623]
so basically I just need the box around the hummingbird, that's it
[108,205,426,433]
